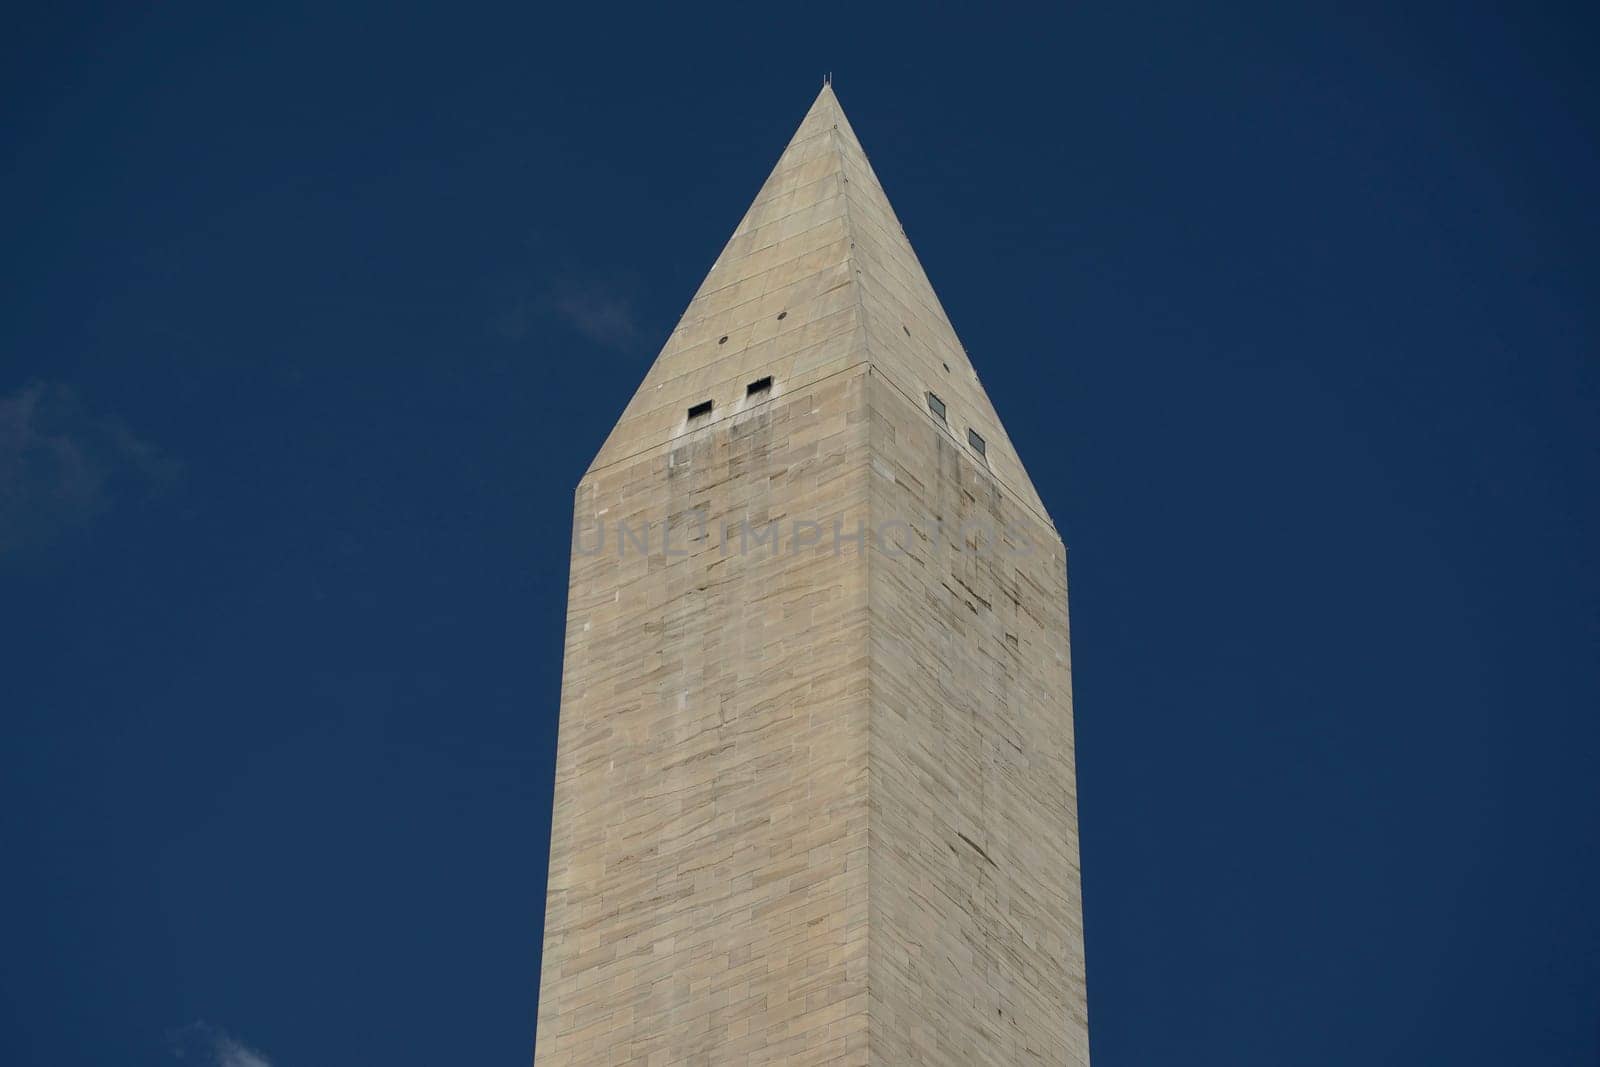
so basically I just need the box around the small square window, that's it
[687,399,713,421]
[747,376,772,397]
[967,428,986,456]
[926,392,947,422]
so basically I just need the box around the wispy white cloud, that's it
[0,382,181,556]
[170,1022,273,1067]
[212,1035,272,1067]
[0,380,180,554]
[492,277,645,352]
[544,280,643,351]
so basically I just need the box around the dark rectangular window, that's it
[747,376,772,397]
[926,391,947,422]
[967,428,986,456]
[687,399,713,420]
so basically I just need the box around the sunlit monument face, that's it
[534,83,1088,1066]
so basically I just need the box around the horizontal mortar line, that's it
[664,195,847,328]
[735,167,850,223]
[652,320,853,396]
[581,357,1058,539]
[674,244,854,330]
[845,207,971,343]
[670,230,849,336]
[716,204,847,265]
[865,361,1059,536]
[694,233,852,311]
[709,208,852,276]
[641,313,859,402]
[669,289,856,369]
[583,357,871,476]
[723,174,847,236]
[852,242,960,330]
[855,283,1032,457]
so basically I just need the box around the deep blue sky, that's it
[3,3,1596,1065]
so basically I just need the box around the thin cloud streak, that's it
[493,277,645,352]
[170,1023,273,1067]
[545,280,643,351]
[0,380,181,554]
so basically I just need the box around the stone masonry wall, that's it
[535,368,874,1065]
[864,370,1088,1066]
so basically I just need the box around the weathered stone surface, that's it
[535,84,1086,1066]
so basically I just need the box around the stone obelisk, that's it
[534,84,1088,1066]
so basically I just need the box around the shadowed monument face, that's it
[534,84,1089,1066]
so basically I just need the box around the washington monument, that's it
[534,84,1089,1065]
